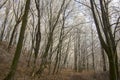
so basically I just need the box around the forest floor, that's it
[0,41,111,80]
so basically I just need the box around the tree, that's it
[0,0,8,9]
[31,0,43,76]
[8,1,23,48]
[36,0,66,75]
[101,46,107,71]
[90,0,119,80]
[0,0,11,41]
[4,0,31,79]
[91,28,95,71]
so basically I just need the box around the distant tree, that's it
[101,46,107,71]
[8,1,23,48]
[91,28,95,71]
[36,0,66,75]
[0,0,11,41]
[0,0,8,9]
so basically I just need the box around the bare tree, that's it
[36,0,66,76]
[0,0,8,9]
[4,0,31,79]
[8,0,23,48]
[0,0,11,41]
[90,0,120,80]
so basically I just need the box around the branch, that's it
[0,0,8,9]
[113,16,120,38]
[74,0,91,9]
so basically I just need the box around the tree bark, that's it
[108,55,117,80]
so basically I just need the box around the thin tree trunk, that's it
[101,47,107,71]
[91,28,95,71]
[8,20,21,48]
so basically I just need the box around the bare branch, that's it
[74,0,91,9]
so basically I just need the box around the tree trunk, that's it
[101,47,107,71]
[115,52,119,79]
[108,55,117,80]
[4,0,30,80]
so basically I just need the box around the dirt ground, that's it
[0,41,112,80]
